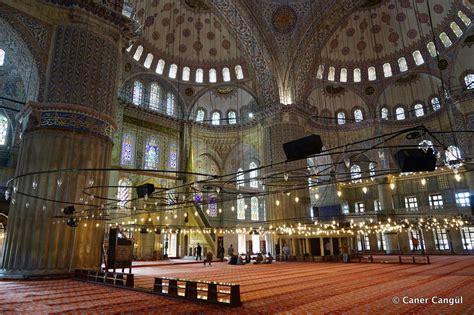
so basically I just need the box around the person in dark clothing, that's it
[218,244,225,262]
[196,243,202,260]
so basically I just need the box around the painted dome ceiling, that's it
[320,0,459,64]
[134,0,245,66]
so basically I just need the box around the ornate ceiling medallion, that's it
[272,6,297,34]
[184,0,210,12]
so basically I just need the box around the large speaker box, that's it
[283,134,323,161]
[395,148,437,172]
[136,183,155,198]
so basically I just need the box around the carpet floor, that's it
[1,256,473,314]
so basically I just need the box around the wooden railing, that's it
[74,269,134,287]
[153,277,241,306]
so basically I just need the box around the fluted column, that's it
[0,3,131,277]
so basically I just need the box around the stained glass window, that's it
[328,67,335,81]
[337,112,346,125]
[208,194,217,217]
[156,59,165,74]
[368,66,376,81]
[249,162,258,188]
[381,107,389,120]
[169,64,178,79]
[0,49,5,66]
[0,115,7,145]
[144,137,159,170]
[350,164,362,183]
[196,68,204,83]
[209,68,217,83]
[237,195,245,220]
[166,92,175,116]
[340,68,347,82]
[439,32,452,47]
[149,82,161,110]
[431,97,441,111]
[383,63,392,77]
[465,74,474,90]
[396,107,405,120]
[223,67,231,82]
[120,132,135,166]
[414,103,424,117]
[237,168,244,187]
[228,111,237,124]
[168,143,177,170]
[212,112,221,125]
[235,65,244,80]
[182,67,190,81]
[412,50,424,65]
[251,197,259,221]
[450,22,463,38]
[426,42,437,57]
[132,81,143,106]
[133,45,143,61]
[398,57,408,72]
[117,178,132,209]
[316,65,324,79]
[353,68,361,82]
[369,162,376,178]
[458,10,471,26]
[196,109,205,122]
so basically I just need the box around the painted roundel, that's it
[272,6,297,34]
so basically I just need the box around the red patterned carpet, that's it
[1,256,473,314]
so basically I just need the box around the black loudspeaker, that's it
[283,134,323,161]
[395,148,436,172]
[136,183,155,198]
[63,206,75,215]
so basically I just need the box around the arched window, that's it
[350,164,362,183]
[340,68,347,82]
[222,67,231,82]
[464,74,474,90]
[316,65,324,79]
[117,178,132,209]
[381,107,389,120]
[369,162,376,178]
[237,195,245,220]
[249,161,258,188]
[450,22,463,38]
[0,115,7,145]
[426,42,437,57]
[144,137,159,170]
[414,103,424,117]
[211,111,221,125]
[182,67,191,81]
[133,45,143,61]
[235,65,244,80]
[328,67,335,81]
[398,57,408,72]
[353,68,361,82]
[168,64,178,79]
[156,59,165,74]
[144,53,153,68]
[337,112,346,125]
[209,68,217,83]
[195,68,204,83]
[383,63,392,77]
[236,168,244,187]
[439,32,452,47]
[431,97,441,111]
[395,107,405,120]
[149,82,161,110]
[166,92,175,116]
[132,81,143,106]
[196,109,205,122]
[121,132,135,166]
[354,109,363,122]
[168,143,177,170]
[413,50,424,65]
[251,197,259,221]
[368,66,376,81]
[228,111,237,124]
[445,145,462,164]
[0,49,6,66]
[458,10,471,26]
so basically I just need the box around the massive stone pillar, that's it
[0,2,133,277]
[262,108,311,225]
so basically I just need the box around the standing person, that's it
[412,237,419,252]
[341,242,349,263]
[196,243,202,260]
[227,244,234,257]
[325,241,331,256]
[282,243,289,261]
[218,244,225,262]
[204,250,213,266]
